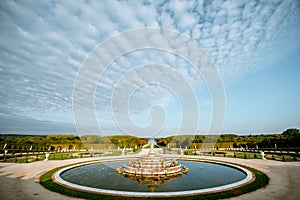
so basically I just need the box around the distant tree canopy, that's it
[46,135,81,144]
[80,135,147,148]
[0,128,299,150]
[155,128,300,148]
[0,135,46,150]
[107,135,147,148]
[282,128,300,136]
[81,135,111,144]
[0,134,83,150]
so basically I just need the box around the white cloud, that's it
[0,0,299,134]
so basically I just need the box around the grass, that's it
[181,150,299,162]
[229,151,262,159]
[4,154,47,163]
[1,151,123,163]
[12,153,80,163]
[40,161,269,200]
[2,149,298,163]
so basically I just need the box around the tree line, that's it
[1,128,299,151]
[0,134,148,150]
[155,128,300,149]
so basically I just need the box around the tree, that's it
[282,128,300,136]
[137,139,147,147]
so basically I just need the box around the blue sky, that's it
[0,0,299,136]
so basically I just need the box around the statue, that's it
[162,160,166,168]
[148,143,156,157]
[44,152,50,161]
[173,159,178,166]
[122,147,125,156]
[260,151,266,160]
[139,159,143,168]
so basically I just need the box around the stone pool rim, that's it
[53,157,254,197]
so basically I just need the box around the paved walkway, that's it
[0,155,299,200]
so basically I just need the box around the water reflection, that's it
[60,160,246,192]
[121,171,184,192]
[116,145,189,192]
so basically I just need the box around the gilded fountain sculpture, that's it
[116,144,189,192]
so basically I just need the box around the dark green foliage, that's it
[272,155,275,160]
[0,134,147,151]
[154,128,300,149]
[1,128,299,158]
[133,147,141,152]
[106,135,144,148]
[282,128,300,136]
[293,157,297,161]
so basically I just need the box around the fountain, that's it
[117,144,188,177]
[53,143,254,197]
[116,144,188,191]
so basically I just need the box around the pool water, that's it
[60,160,247,192]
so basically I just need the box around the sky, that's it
[0,0,299,137]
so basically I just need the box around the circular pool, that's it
[53,158,253,197]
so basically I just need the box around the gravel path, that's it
[0,155,299,200]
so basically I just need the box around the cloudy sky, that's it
[0,0,299,136]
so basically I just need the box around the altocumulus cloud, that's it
[0,0,299,134]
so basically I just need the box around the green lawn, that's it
[2,149,297,163]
